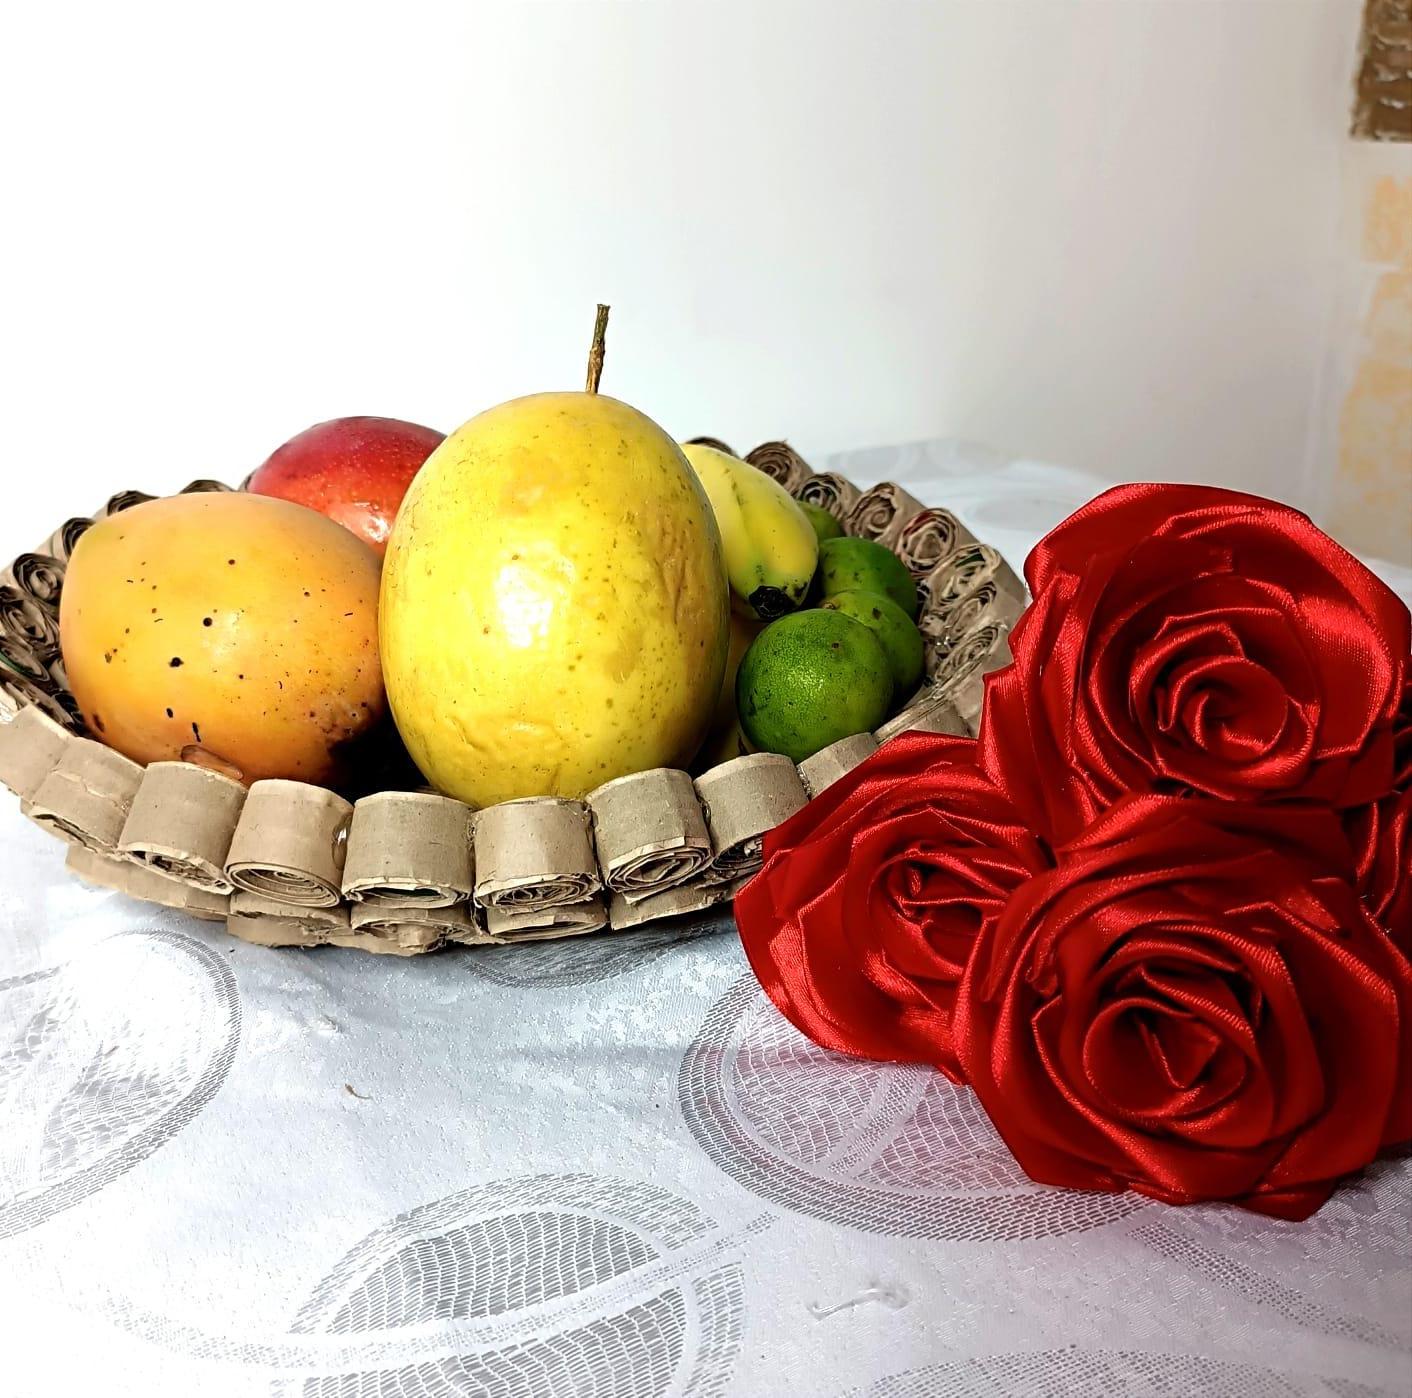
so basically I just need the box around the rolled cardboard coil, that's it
[587,768,712,902]
[484,896,608,942]
[66,843,229,920]
[224,779,352,908]
[846,482,927,549]
[793,472,861,523]
[350,899,487,949]
[695,753,808,881]
[894,507,976,579]
[343,790,475,906]
[798,732,880,797]
[119,761,247,893]
[0,702,72,803]
[27,738,144,851]
[473,797,600,912]
[744,441,815,494]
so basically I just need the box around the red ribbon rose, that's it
[980,484,1411,843]
[735,732,1049,1079]
[1345,679,1412,952]
[952,796,1412,1220]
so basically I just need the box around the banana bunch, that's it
[680,442,818,621]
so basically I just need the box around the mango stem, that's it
[586,304,610,393]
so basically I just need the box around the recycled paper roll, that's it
[343,790,475,906]
[119,761,247,892]
[957,586,1026,643]
[27,738,144,850]
[38,517,94,565]
[744,441,815,494]
[66,843,230,921]
[797,732,879,797]
[932,624,1013,697]
[845,482,927,548]
[683,436,736,457]
[484,896,608,942]
[586,768,712,900]
[921,580,993,645]
[350,899,484,948]
[473,797,600,911]
[944,627,1016,735]
[443,915,496,946]
[0,674,77,732]
[894,508,976,580]
[8,553,65,607]
[920,577,1027,650]
[96,489,156,519]
[227,890,348,948]
[0,632,51,686]
[0,702,72,801]
[794,472,862,523]
[919,543,1026,613]
[694,753,808,880]
[608,877,737,930]
[0,585,60,659]
[225,779,352,908]
[915,552,959,614]
[325,930,433,957]
[875,692,968,742]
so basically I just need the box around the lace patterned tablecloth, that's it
[2,442,1409,1398]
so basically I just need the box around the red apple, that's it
[246,416,445,556]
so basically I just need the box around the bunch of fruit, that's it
[52,310,919,805]
[683,443,923,766]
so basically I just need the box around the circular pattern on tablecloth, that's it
[264,1173,761,1398]
[0,928,240,1238]
[679,974,1144,1240]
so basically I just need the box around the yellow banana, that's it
[680,443,819,620]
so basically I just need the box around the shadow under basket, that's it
[0,455,1025,955]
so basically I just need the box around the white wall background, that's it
[0,0,1368,551]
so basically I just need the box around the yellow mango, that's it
[380,392,729,806]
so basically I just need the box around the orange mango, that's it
[60,492,385,784]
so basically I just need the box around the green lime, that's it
[819,589,924,692]
[797,501,844,543]
[736,610,894,763]
[816,537,919,619]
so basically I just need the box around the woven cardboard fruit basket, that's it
[0,449,1024,955]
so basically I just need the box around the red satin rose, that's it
[735,732,1050,1079]
[953,796,1412,1219]
[980,484,1411,843]
[1345,678,1412,952]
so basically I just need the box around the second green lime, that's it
[819,589,924,691]
[736,610,894,763]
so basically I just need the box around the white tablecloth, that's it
[3,443,1410,1398]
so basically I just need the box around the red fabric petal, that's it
[735,732,1050,1078]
